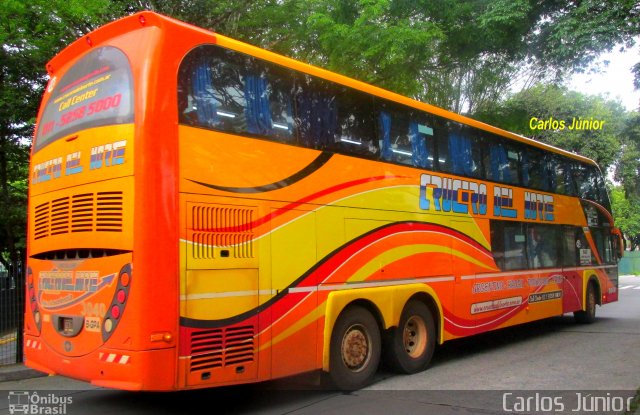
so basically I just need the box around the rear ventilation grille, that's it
[189,326,255,372]
[190,205,255,259]
[34,192,123,239]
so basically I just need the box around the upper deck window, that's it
[179,45,296,143]
[178,45,379,158]
[378,102,434,169]
[177,45,612,214]
[35,46,134,152]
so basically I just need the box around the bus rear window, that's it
[35,46,134,152]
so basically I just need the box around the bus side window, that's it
[563,226,592,266]
[592,228,615,264]
[263,65,295,143]
[266,84,295,143]
[522,147,552,192]
[435,123,452,172]
[527,224,560,269]
[490,221,505,270]
[379,108,411,166]
[179,46,248,133]
[333,88,378,158]
[575,163,612,212]
[180,45,298,144]
[490,220,527,271]
[448,127,485,179]
[488,141,520,185]
[294,75,337,150]
[241,60,297,142]
[573,163,596,201]
[377,102,434,169]
[562,226,578,267]
[206,49,247,133]
[594,170,612,212]
[503,222,527,270]
[179,51,221,128]
[409,117,435,169]
[604,232,614,264]
[551,156,575,195]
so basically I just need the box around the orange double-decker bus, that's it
[24,12,623,391]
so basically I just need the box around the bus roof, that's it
[48,11,597,167]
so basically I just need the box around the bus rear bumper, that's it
[23,334,177,391]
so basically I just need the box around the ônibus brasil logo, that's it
[8,391,73,415]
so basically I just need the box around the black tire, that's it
[385,300,436,374]
[574,282,597,324]
[329,305,381,390]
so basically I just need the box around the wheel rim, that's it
[403,315,428,358]
[341,324,371,372]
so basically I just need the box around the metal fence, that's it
[0,262,24,366]
[620,251,640,275]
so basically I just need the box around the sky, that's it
[567,42,640,112]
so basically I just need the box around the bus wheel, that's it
[329,305,381,390]
[574,282,597,324]
[386,300,435,374]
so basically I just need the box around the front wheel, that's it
[574,282,597,324]
[385,300,436,374]
[329,306,381,390]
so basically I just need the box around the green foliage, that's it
[532,0,639,77]
[301,0,444,96]
[615,112,640,198]
[611,187,640,247]
[111,1,640,113]
[0,0,116,266]
[475,84,627,172]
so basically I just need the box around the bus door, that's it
[472,220,529,332]
[561,225,584,312]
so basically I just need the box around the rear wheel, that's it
[329,306,381,390]
[385,300,435,374]
[574,282,597,324]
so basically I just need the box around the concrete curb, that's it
[0,364,47,383]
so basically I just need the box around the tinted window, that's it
[563,226,592,266]
[36,46,134,151]
[334,88,378,157]
[573,163,611,211]
[522,147,552,192]
[179,45,296,143]
[262,68,295,142]
[178,44,607,195]
[446,126,486,179]
[592,227,614,264]
[435,127,451,172]
[180,47,246,132]
[293,75,337,149]
[549,155,576,195]
[562,226,578,267]
[491,221,527,271]
[378,102,435,168]
[488,140,521,185]
[526,224,560,268]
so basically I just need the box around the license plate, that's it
[84,317,101,332]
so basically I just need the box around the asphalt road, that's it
[1,275,639,415]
